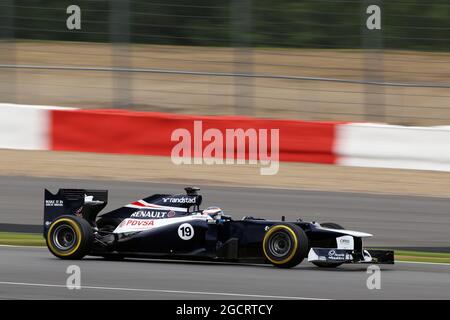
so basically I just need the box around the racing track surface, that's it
[0,176,450,299]
[1,175,450,247]
[0,246,449,299]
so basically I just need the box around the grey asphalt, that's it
[0,246,449,299]
[1,176,450,300]
[1,175,450,247]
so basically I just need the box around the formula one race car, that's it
[43,187,394,268]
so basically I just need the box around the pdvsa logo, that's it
[125,219,154,227]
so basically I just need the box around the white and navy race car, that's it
[43,187,394,268]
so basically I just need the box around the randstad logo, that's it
[171,121,279,175]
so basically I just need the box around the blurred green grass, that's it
[0,232,45,246]
[395,250,450,264]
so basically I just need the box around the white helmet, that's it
[203,206,223,218]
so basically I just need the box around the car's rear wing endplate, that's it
[44,189,108,235]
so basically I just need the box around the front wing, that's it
[308,248,394,264]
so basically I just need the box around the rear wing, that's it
[44,189,108,235]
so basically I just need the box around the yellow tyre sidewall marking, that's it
[263,225,299,265]
[47,218,82,257]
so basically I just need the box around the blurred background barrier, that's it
[1,103,338,163]
[0,0,449,126]
[50,106,337,163]
[4,103,450,172]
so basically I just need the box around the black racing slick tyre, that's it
[262,223,309,268]
[46,215,93,260]
[313,222,345,268]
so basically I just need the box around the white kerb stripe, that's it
[0,102,78,110]
[335,122,450,171]
[0,281,329,300]
[0,104,50,150]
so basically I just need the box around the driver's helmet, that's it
[202,206,223,219]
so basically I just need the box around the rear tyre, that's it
[46,215,93,260]
[262,223,309,268]
[313,222,345,268]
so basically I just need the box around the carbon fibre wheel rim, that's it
[52,224,77,251]
[268,232,292,258]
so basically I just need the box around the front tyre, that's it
[46,215,93,260]
[263,223,309,268]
